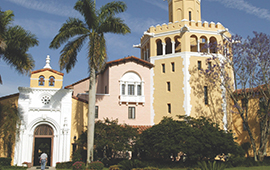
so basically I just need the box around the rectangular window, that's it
[171,62,175,72]
[162,64,165,73]
[105,86,107,94]
[208,62,212,70]
[122,84,125,95]
[189,11,192,21]
[128,107,136,119]
[167,103,171,113]
[128,85,134,95]
[198,61,201,70]
[204,86,208,105]
[95,106,98,119]
[137,85,141,96]
[167,82,171,91]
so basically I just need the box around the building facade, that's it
[139,0,231,128]
[0,0,238,167]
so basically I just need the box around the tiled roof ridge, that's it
[32,68,64,76]
[234,84,269,95]
[72,96,88,104]
[0,93,19,100]
[65,56,154,89]
[105,56,154,69]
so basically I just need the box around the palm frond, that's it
[98,1,127,19]
[74,0,97,30]
[98,16,130,34]
[88,32,107,72]
[59,34,88,73]
[0,9,14,33]
[2,25,38,75]
[50,18,89,49]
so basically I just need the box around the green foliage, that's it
[87,161,104,170]
[56,161,73,169]
[109,165,120,170]
[197,161,227,170]
[142,167,159,170]
[72,148,86,163]
[118,159,145,170]
[76,118,139,161]
[0,9,38,83]
[138,116,245,162]
[226,154,246,167]
[72,161,86,170]
[0,157,12,166]
[0,165,2,170]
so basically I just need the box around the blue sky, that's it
[1,0,270,97]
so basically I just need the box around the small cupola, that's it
[30,55,64,89]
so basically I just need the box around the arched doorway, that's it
[32,124,54,166]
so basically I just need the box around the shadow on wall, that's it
[189,64,227,128]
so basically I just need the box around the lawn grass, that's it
[52,166,270,170]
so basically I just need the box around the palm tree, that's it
[49,0,130,163]
[0,9,39,84]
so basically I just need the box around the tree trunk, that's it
[87,67,96,164]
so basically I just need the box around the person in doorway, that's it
[40,152,48,170]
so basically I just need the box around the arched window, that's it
[210,37,217,53]
[174,36,181,53]
[156,39,163,56]
[200,36,208,52]
[119,72,145,105]
[49,76,55,86]
[165,38,172,54]
[190,35,197,52]
[189,11,192,21]
[39,75,45,86]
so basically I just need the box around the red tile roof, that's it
[104,56,154,70]
[32,68,64,76]
[234,84,269,95]
[130,125,152,133]
[65,56,154,89]
[0,93,19,101]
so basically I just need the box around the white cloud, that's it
[143,0,168,11]
[5,0,80,17]
[208,0,270,21]
[14,19,62,39]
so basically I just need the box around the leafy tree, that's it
[75,118,138,162]
[200,32,270,161]
[49,0,130,163]
[137,116,244,162]
[0,102,21,157]
[0,9,39,84]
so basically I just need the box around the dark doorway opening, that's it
[32,124,54,167]
[33,138,51,166]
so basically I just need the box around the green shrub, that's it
[0,157,12,166]
[143,167,159,170]
[0,165,2,170]
[118,159,145,170]
[72,161,86,170]
[226,154,246,167]
[87,161,104,170]
[56,161,73,169]
[197,161,227,170]
[109,165,120,170]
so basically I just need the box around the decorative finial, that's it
[44,55,52,69]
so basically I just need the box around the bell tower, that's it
[168,0,201,22]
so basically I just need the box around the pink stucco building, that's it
[65,56,154,126]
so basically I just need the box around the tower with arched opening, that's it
[139,0,232,128]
